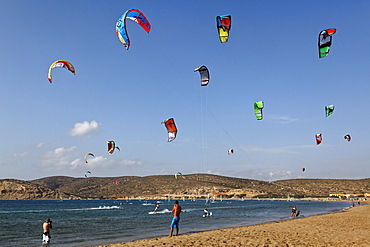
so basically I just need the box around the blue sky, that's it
[1,1,369,181]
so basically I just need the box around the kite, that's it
[216,15,231,43]
[325,105,335,117]
[85,171,91,178]
[194,65,210,86]
[344,134,351,142]
[174,172,182,180]
[115,178,123,185]
[161,118,177,142]
[254,101,264,120]
[84,153,94,163]
[315,133,322,145]
[48,60,75,83]
[302,168,305,172]
[228,149,234,155]
[116,9,151,50]
[107,140,120,154]
[318,28,336,58]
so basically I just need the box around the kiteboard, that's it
[296,211,300,217]
[203,212,212,217]
[149,209,170,215]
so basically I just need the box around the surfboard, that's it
[203,212,212,217]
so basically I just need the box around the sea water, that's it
[0,199,350,247]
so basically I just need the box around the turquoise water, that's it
[0,199,350,247]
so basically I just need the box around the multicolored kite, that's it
[254,101,264,120]
[325,105,335,117]
[162,118,177,142]
[216,15,231,43]
[174,172,182,180]
[115,178,123,185]
[107,140,120,154]
[84,153,94,163]
[344,134,351,142]
[194,65,210,86]
[315,133,322,145]
[116,9,151,50]
[318,28,336,58]
[48,60,75,83]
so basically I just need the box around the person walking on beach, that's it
[42,218,52,243]
[169,200,182,237]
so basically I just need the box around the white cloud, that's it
[39,145,143,174]
[84,156,144,169]
[69,120,101,137]
[13,152,28,157]
[41,146,79,169]
[269,170,293,180]
[36,142,44,148]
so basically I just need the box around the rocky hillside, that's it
[1,174,369,200]
[0,179,81,200]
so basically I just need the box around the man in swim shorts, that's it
[169,200,182,236]
[42,218,52,243]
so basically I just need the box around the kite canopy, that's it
[162,118,178,142]
[107,140,120,154]
[344,134,351,142]
[302,168,305,172]
[318,28,336,58]
[84,153,94,163]
[315,133,322,145]
[115,178,123,185]
[325,105,335,117]
[194,65,210,86]
[85,171,91,178]
[216,15,231,43]
[228,149,234,155]
[254,101,264,120]
[174,172,182,180]
[48,60,75,83]
[116,8,151,50]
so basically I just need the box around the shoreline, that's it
[100,204,370,247]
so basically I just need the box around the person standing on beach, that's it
[169,200,182,237]
[42,218,52,243]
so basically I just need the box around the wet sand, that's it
[101,204,370,247]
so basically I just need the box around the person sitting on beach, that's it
[291,206,297,218]
[154,203,160,213]
[169,200,182,237]
[42,218,52,243]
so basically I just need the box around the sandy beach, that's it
[101,204,370,247]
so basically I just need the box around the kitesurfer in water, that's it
[204,207,210,217]
[169,200,182,236]
[291,206,298,218]
[42,218,52,243]
[154,203,160,213]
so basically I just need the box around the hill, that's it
[1,174,369,200]
[0,179,81,200]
